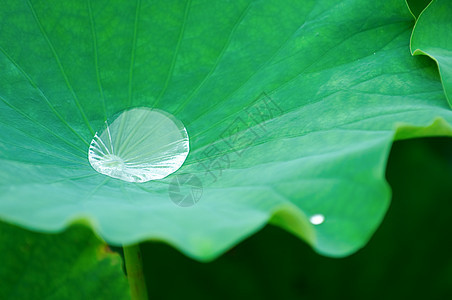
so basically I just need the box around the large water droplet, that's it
[88,108,189,183]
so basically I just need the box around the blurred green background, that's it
[1,137,451,299]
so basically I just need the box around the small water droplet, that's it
[88,107,189,183]
[309,214,325,225]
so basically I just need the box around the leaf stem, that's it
[123,244,148,300]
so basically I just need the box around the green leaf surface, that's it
[141,138,452,300]
[0,222,129,299]
[1,0,452,261]
[411,0,452,106]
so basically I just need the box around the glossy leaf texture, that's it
[1,0,452,261]
[411,0,452,106]
[0,222,129,299]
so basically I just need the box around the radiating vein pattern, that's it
[88,108,189,183]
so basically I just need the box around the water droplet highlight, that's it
[309,214,325,225]
[88,108,189,183]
